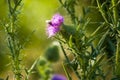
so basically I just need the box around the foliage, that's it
[1,0,120,80]
[53,0,120,80]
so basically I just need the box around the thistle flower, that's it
[51,74,67,80]
[46,14,64,38]
[51,14,64,27]
[46,25,60,38]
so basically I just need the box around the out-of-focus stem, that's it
[59,42,81,79]
[7,0,22,80]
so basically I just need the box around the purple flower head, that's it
[47,25,60,38]
[51,14,64,27]
[46,14,64,38]
[52,74,67,80]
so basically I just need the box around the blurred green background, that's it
[0,0,61,79]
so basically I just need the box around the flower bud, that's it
[44,45,60,62]
[46,14,64,38]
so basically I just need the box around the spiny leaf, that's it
[90,22,105,37]
[87,53,105,79]
[83,18,91,30]
[97,29,109,49]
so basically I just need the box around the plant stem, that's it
[115,37,120,76]
[112,0,118,26]
[25,58,38,80]
[96,0,108,23]
[7,0,23,80]
[112,0,119,76]
[62,63,72,80]
[59,42,81,79]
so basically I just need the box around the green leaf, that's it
[61,24,75,41]
[87,53,105,79]
[83,18,91,30]
[68,35,73,48]
[97,29,109,49]
[90,22,105,37]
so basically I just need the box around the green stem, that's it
[13,56,21,80]
[7,0,23,80]
[9,34,21,80]
[112,0,119,76]
[115,38,120,76]
[96,0,108,23]
[62,63,72,80]
[112,0,118,26]
[26,58,38,80]
[59,42,81,79]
